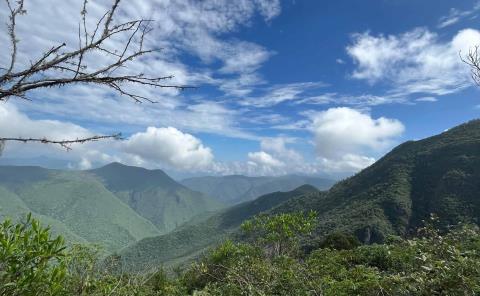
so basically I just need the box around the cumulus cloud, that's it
[0,104,388,176]
[248,151,284,168]
[123,127,214,170]
[347,28,480,97]
[319,154,375,173]
[311,107,404,172]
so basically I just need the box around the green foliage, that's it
[3,211,480,296]
[241,211,317,257]
[0,214,67,295]
[180,213,480,296]
[317,232,361,250]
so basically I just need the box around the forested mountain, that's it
[273,119,480,243]
[0,166,160,251]
[0,163,222,251]
[90,163,223,233]
[118,185,320,271]
[181,174,335,204]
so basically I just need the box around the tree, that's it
[0,0,187,149]
[241,211,317,257]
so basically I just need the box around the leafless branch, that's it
[0,133,122,150]
[461,45,480,86]
[0,0,192,148]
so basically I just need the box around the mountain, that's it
[272,120,480,243]
[90,163,223,234]
[181,174,335,204]
[118,185,320,271]
[0,163,222,251]
[0,166,160,251]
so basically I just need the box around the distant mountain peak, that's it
[292,184,319,194]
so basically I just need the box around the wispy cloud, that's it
[438,2,480,29]
[239,82,328,107]
[295,93,406,107]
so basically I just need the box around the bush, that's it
[0,214,67,295]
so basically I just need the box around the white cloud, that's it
[260,137,303,164]
[0,103,123,167]
[248,151,284,168]
[123,127,214,170]
[310,107,404,172]
[254,0,281,21]
[0,104,387,176]
[347,28,480,97]
[0,103,91,141]
[319,154,375,173]
[438,2,480,28]
[296,93,406,106]
[0,0,282,141]
[240,82,328,107]
[416,96,438,102]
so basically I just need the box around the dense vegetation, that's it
[3,212,480,295]
[181,174,334,204]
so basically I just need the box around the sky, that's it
[0,0,480,178]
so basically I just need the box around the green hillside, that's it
[181,174,334,204]
[119,185,320,271]
[90,163,223,233]
[121,119,480,270]
[0,166,160,251]
[272,119,480,243]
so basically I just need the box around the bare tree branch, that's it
[0,134,122,150]
[0,0,192,149]
[461,45,480,86]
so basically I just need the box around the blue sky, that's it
[0,0,479,177]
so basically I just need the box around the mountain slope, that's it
[181,175,335,204]
[119,185,320,271]
[272,120,480,243]
[0,166,160,251]
[90,163,222,233]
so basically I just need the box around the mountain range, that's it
[0,162,330,253]
[119,119,480,270]
[0,163,221,251]
[1,119,479,271]
[181,175,334,204]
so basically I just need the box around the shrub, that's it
[0,214,67,295]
